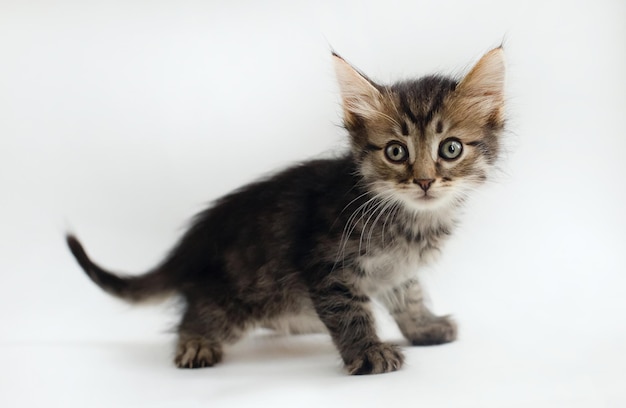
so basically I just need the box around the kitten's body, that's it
[68,48,505,375]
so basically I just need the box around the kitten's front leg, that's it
[379,279,457,346]
[309,277,404,375]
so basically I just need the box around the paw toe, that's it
[175,339,223,369]
[347,343,404,375]
[410,316,457,346]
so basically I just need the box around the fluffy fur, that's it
[67,47,506,375]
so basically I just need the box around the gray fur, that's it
[67,48,506,375]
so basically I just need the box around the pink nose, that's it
[414,178,435,191]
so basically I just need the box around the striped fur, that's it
[67,48,505,375]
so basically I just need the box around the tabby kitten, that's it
[67,47,505,375]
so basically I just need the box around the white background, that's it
[1,0,625,407]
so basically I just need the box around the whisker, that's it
[366,194,396,253]
[371,110,400,128]
[358,197,388,255]
[333,193,381,270]
[333,186,398,271]
[381,200,401,247]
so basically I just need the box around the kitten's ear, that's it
[332,53,383,126]
[456,47,506,125]
[458,47,505,97]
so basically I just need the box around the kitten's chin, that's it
[398,192,453,212]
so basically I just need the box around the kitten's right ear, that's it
[332,53,383,126]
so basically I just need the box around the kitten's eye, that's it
[439,138,463,160]
[384,143,408,163]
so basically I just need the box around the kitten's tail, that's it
[66,234,176,303]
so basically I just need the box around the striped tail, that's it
[66,234,176,303]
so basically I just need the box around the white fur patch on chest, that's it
[355,218,453,296]
[356,248,420,295]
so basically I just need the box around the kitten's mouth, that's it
[416,192,437,202]
[411,191,447,207]
[390,186,447,210]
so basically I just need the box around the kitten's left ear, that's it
[458,47,505,97]
[457,47,506,125]
[332,53,384,127]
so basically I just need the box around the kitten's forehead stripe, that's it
[436,121,443,134]
[392,76,457,136]
[401,121,409,136]
[398,92,418,124]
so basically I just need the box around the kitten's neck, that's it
[402,206,458,236]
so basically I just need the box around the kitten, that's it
[67,47,505,375]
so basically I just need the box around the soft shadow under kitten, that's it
[67,47,506,375]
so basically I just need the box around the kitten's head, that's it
[334,48,505,212]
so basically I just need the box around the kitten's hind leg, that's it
[174,302,245,369]
[379,279,457,346]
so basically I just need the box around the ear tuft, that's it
[332,54,383,126]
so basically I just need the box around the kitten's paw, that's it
[346,342,404,375]
[174,338,223,369]
[409,316,457,346]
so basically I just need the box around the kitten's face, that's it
[334,49,505,212]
